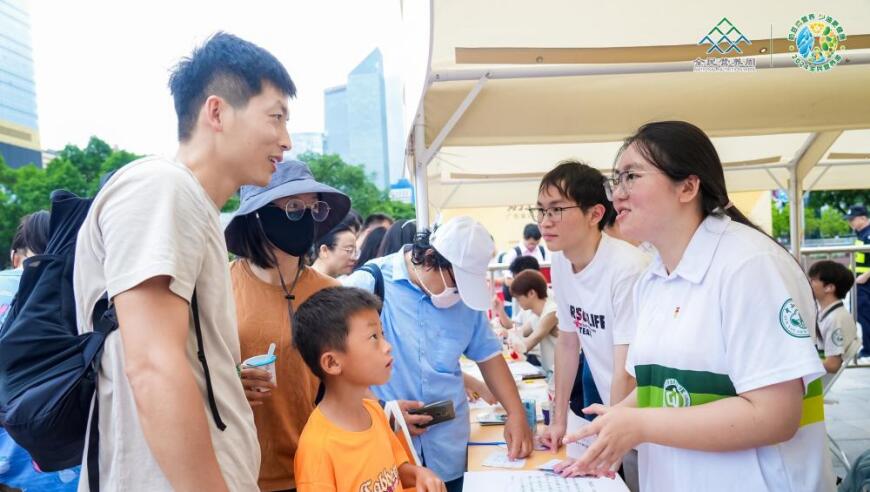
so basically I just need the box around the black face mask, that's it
[256,206,315,257]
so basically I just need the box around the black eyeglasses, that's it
[527,206,583,223]
[273,199,331,222]
[604,170,662,201]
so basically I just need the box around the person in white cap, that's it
[343,216,533,492]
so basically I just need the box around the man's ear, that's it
[587,203,606,228]
[202,95,227,134]
[677,175,701,204]
[320,350,343,377]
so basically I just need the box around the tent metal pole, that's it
[422,75,489,164]
[430,53,870,83]
[803,164,832,195]
[788,165,803,258]
[414,110,430,228]
[764,169,786,191]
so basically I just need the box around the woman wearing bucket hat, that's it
[343,216,533,492]
[224,160,350,492]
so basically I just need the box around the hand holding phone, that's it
[407,399,456,428]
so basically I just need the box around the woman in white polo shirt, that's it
[562,121,834,491]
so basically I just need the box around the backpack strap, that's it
[539,245,546,260]
[86,394,100,492]
[192,290,226,431]
[819,301,845,323]
[358,264,385,303]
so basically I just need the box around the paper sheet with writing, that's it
[464,471,629,492]
[566,411,596,459]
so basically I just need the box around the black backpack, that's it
[0,189,225,485]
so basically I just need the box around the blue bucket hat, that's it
[224,160,351,255]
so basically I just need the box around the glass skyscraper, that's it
[0,0,41,168]
[324,48,396,190]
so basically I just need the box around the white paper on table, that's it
[463,471,629,491]
[481,450,526,469]
[566,411,597,459]
[508,360,547,378]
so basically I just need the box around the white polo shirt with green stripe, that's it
[627,214,834,492]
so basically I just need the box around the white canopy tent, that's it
[401,0,870,256]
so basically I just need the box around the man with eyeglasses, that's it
[535,161,648,487]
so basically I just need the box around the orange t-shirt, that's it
[231,260,338,491]
[295,399,411,492]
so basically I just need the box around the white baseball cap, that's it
[430,216,495,311]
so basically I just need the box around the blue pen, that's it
[467,441,507,446]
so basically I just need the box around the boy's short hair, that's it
[808,260,855,300]
[169,32,297,141]
[508,255,540,276]
[523,223,542,241]
[538,160,615,231]
[509,270,548,299]
[293,287,382,379]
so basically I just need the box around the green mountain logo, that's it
[699,18,752,54]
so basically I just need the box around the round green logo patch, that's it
[779,298,809,338]
[832,328,844,347]
[663,378,691,408]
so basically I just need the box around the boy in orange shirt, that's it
[293,287,445,492]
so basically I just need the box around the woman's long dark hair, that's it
[618,121,767,237]
[377,219,417,257]
[355,226,387,268]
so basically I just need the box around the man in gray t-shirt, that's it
[74,33,296,492]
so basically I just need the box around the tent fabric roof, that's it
[414,0,870,209]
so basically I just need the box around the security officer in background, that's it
[845,205,870,358]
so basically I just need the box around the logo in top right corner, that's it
[788,14,847,72]
[780,298,809,338]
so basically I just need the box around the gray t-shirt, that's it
[74,156,260,491]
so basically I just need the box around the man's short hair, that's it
[523,223,542,241]
[169,32,297,141]
[293,287,382,379]
[808,260,855,300]
[508,255,540,276]
[363,213,394,230]
[509,270,548,299]
[539,160,615,231]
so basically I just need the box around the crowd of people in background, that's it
[1,30,869,492]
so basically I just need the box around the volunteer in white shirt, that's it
[535,161,649,468]
[808,260,858,377]
[563,121,834,491]
[506,269,559,375]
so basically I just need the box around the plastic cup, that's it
[242,353,277,392]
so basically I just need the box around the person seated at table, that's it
[293,286,445,492]
[506,270,559,376]
[491,255,541,333]
[808,260,858,377]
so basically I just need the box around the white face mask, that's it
[415,265,462,309]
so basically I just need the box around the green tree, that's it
[805,190,870,215]
[298,152,415,220]
[771,191,857,242]
[0,137,140,268]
